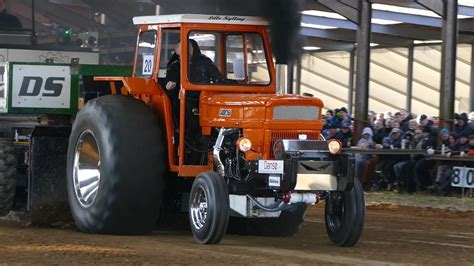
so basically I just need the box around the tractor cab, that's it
[132,15,276,171]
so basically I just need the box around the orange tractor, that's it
[67,14,365,246]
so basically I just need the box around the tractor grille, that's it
[270,131,319,158]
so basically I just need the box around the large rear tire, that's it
[325,178,365,247]
[66,95,165,235]
[189,171,229,244]
[0,139,16,216]
[227,204,307,236]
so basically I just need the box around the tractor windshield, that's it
[187,31,271,86]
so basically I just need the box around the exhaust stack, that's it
[275,64,288,95]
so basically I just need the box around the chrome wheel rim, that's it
[73,130,101,208]
[190,186,208,230]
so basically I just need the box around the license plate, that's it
[258,160,284,174]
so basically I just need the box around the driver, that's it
[188,39,226,84]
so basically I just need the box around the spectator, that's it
[355,127,374,187]
[325,125,338,140]
[430,132,458,196]
[384,118,393,135]
[393,132,415,192]
[412,126,437,192]
[468,135,474,156]
[337,107,352,125]
[449,132,470,155]
[335,122,352,147]
[438,128,450,147]
[469,112,474,124]
[0,0,22,29]
[373,120,386,145]
[404,118,419,135]
[454,113,468,136]
[391,120,401,130]
[324,110,340,129]
[373,128,404,190]
[400,109,413,131]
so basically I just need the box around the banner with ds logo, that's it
[12,64,71,109]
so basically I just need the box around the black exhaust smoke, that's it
[261,0,305,65]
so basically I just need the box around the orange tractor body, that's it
[66,14,364,246]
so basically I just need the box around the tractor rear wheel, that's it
[0,138,16,216]
[325,178,365,247]
[66,95,165,235]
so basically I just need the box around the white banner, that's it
[0,63,6,112]
[11,64,71,109]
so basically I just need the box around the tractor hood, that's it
[199,92,324,129]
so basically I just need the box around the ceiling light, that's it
[371,18,402,25]
[414,40,442,44]
[302,10,345,20]
[303,46,321,51]
[300,22,338,30]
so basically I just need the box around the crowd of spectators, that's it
[322,108,474,196]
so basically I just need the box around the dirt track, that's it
[0,204,473,264]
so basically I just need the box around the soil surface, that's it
[0,202,473,264]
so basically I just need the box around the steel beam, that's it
[406,44,414,112]
[304,37,356,51]
[353,0,372,145]
[317,0,359,24]
[302,14,441,40]
[439,0,458,130]
[470,44,474,111]
[371,0,474,17]
[295,58,302,95]
[416,0,444,17]
[287,60,295,94]
[348,49,355,115]
[301,27,413,47]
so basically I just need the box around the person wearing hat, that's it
[454,113,468,136]
[334,122,352,148]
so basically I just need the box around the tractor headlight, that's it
[327,139,342,155]
[237,137,252,152]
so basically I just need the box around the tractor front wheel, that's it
[189,171,229,244]
[325,178,365,246]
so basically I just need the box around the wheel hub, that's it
[190,187,208,230]
[73,130,101,208]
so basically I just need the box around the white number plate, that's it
[258,160,284,174]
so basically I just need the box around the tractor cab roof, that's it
[133,14,268,26]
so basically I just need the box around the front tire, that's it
[325,178,365,247]
[66,95,165,235]
[0,139,16,216]
[189,171,229,244]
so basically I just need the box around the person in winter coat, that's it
[334,122,352,147]
[412,126,437,192]
[355,127,374,186]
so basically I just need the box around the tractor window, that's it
[158,28,180,79]
[225,33,270,84]
[187,30,270,86]
[135,30,156,77]
[188,32,220,65]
